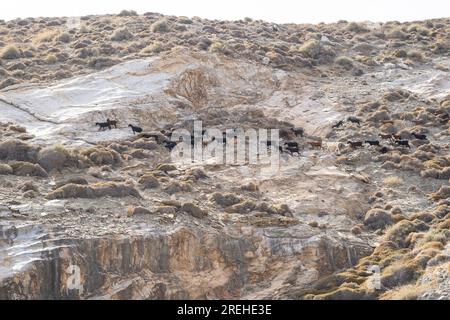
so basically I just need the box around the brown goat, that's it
[107,119,118,128]
[347,141,363,148]
[307,141,322,148]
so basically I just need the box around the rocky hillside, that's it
[1,11,450,88]
[0,12,449,300]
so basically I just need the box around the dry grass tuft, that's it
[1,45,21,59]
[34,29,60,43]
[383,176,404,186]
[150,19,170,33]
[111,28,133,41]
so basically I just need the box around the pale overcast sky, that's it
[1,0,450,23]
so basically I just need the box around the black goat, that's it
[347,117,361,126]
[379,146,390,154]
[128,124,143,135]
[365,140,380,146]
[161,128,175,138]
[147,134,163,143]
[95,122,111,131]
[394,140,411,148]
[285,146,299,154]
[347,141,363,148]
[284,142,300,154]
[290,127,304,137]
[411,133,427,140]
[332,120,344,129]
[164,141,177,151]
[284,141,299,149]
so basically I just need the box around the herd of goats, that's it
[94,116,428,155]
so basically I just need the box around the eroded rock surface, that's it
[0,13,449,300]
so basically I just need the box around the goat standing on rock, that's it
[306,140,322,148]
[95,122,111,131]
[365,140,380,146]
[290,127,304,137]
[332,120,344,129]
[107,119,118,128]
[379,146,390,154]
[164,141,177,151]
[284,142,299,154]
[347,141,363,148]
[411,132,427,140]
[129,124,143,135]
[394,140,411,148]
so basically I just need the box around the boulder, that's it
[127,206,152,216]
[211,192,242,207]
[181,202,207,218]
[364,209,394,229]
[0,163,13,175]
[138,174,160,189]
[9,161,48,177]
[37,146,68,172]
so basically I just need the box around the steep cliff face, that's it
[0,224,371,299]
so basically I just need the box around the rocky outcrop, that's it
[0,225,371,300]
